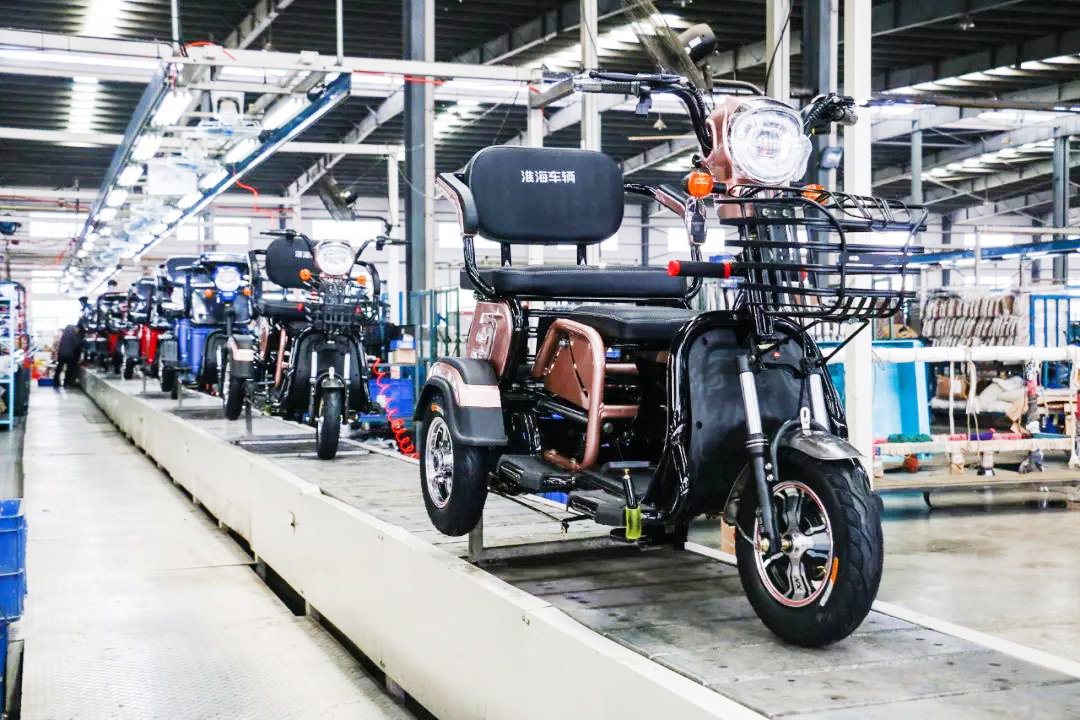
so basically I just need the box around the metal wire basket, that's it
[712,187,926,322]
[307,280,372,333]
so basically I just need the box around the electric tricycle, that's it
[155,254,253,397]
[93,292,130,375]
[417,72,924,647]
[230,230,388,459]
[122,278,160,380]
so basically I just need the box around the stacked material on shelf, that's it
[921,290,1026,346]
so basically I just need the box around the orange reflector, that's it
[242,286,252,296]
[299,268,313,282]
[828,557,840,585]
[355,275,367,285]
[202,289,214,299]
[802,183,826,202]
[687,170,714,198]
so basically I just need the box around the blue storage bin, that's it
[0,499,26,620]
[369,376,416,421]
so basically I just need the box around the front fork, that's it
[736,354,831,551]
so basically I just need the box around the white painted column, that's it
[843,0,874,476]
[766,0,792,105]
[527,105,545,266]
[423,0,436,292]
[387,153,401,322]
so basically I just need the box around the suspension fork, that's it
[736,354,780,550]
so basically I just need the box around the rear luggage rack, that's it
[671,187,926,322]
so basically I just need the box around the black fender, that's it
[414,358,507,447]
[722,432,862,525]
[227,335,255,380]
[319,376,346,390]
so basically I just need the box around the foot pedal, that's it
[497,455,573,492]
[567,490,625,526]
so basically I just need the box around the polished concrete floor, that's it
[20,388,415,719]
[878,490,1080,663]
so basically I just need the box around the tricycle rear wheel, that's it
[419,393,489,536]
[735,450,882,647]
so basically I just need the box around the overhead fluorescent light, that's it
[105,188,129,207]
[72,75,99,85]
[199,168,228,190]
[177,192,202,209]
[96,208,117,223]
[116,164,144,187]
[262,96,310,131]
[223,138,258,164]
[130,134,163,162]
[162,208,183,224]
[149,222,168,235]
[151,90,192,127]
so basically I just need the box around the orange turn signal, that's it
[241,287,252,296]
[802,183,826,202]
[299,268,313,282]
[687,170,714,198]
[354,275,367,285]
[202,289,215,299]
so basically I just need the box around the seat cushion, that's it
[567,305,697,343]
[460,266,687,299]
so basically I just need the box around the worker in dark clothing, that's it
[55,324,83,389]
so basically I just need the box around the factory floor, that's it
[13,383,1080,716]
[18,387,414,719]
[877,490,1080,663]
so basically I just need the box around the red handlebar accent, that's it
[667,260,681,277]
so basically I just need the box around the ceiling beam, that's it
[223,0,299,50]
[873,115,1080,187]
[0,126,400,155]
[284,0,626,197]
[922,155,1080,206]
[873,78,1080,141]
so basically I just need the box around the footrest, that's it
[497,455,573,492]
[567,490,626,526]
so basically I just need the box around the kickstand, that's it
[468,516,485,563]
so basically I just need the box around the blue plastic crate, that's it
[369,376,416,423]
[0,499,26,621]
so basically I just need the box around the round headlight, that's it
[315,241,355,277]
[213,266,243,292]
[726,100,812,186]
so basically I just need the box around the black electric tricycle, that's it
[226,230,392,459]
[416,71,924,647]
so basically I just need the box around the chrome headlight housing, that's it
[314,241,355,277]
[213,265,243,293]
[726,99,812,185]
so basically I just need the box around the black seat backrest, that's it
[265,235,317,289]
[465,146,623,245]
[164,257,198,289]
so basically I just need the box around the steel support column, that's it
[910,123,923,204]
[941,214,952,286]
[843,0,873,476]
[580,0,601,264]
[802,0,836,186]
[527,105,545,266]
[403,0,434,321]
[640,204,650,266]
[766,0,792,105]
[1053,133,1070,282]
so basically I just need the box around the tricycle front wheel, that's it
[735,450,883,647]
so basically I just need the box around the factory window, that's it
[666,227,726,253]
[311,219,386,247]
[213,223,250,246]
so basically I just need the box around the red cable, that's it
[371,357,417,458]
[232,176,276,219]
[185,41,236,61]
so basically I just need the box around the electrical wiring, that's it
[371,357,417,458]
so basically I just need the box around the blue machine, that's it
[821,338,930,439]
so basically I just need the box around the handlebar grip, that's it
[667,260,735,279]
[575,79,638,95]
